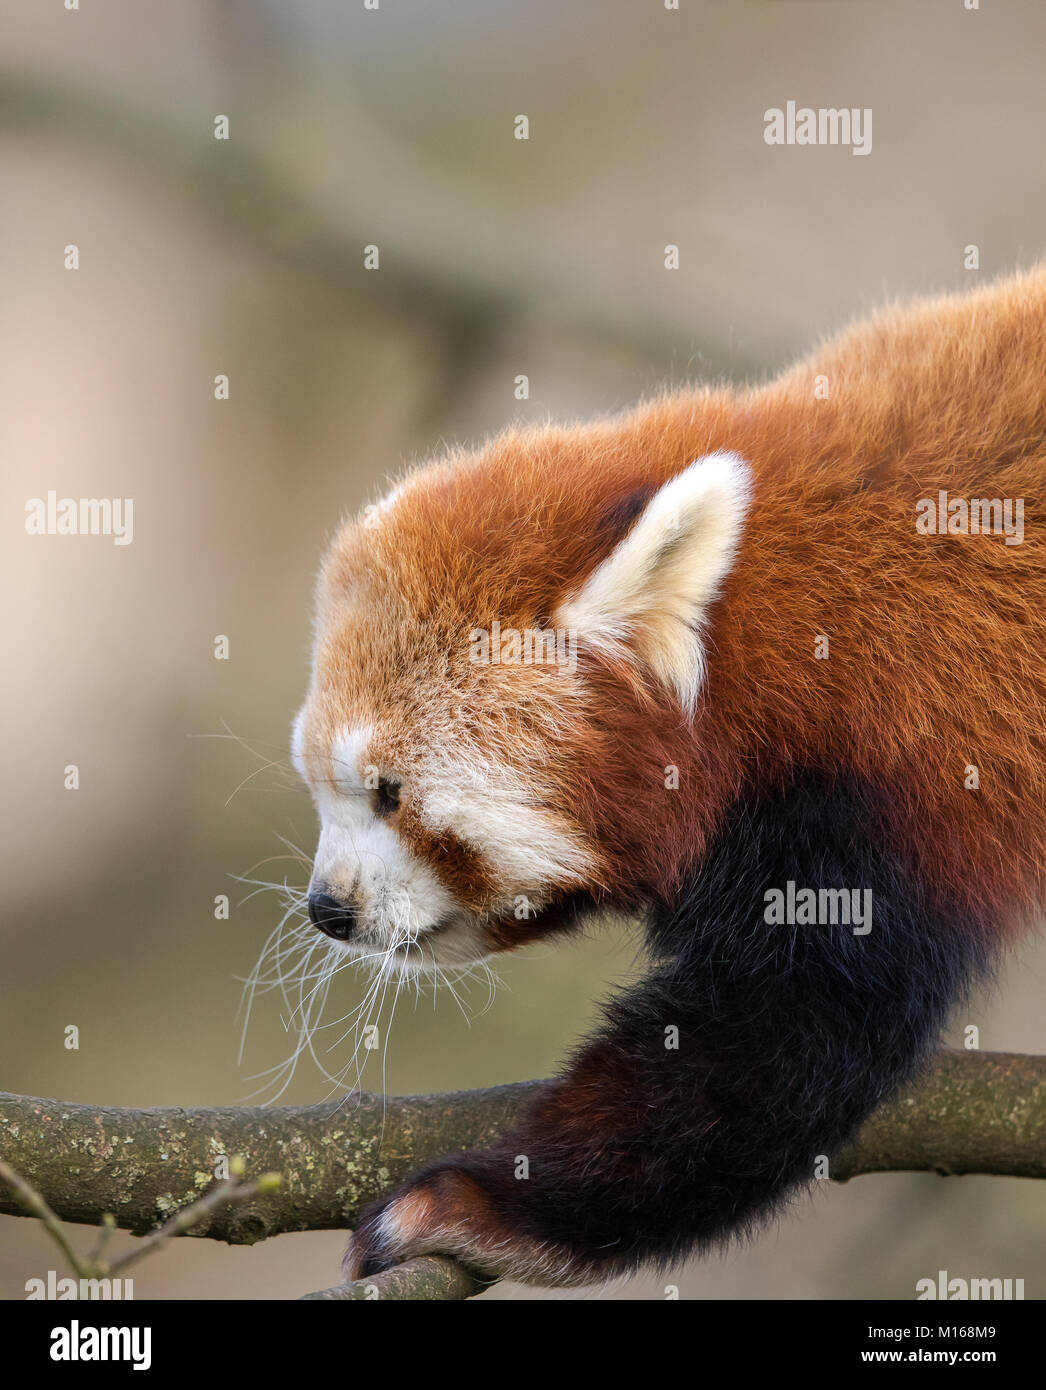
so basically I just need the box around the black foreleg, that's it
[346,777,990,1285]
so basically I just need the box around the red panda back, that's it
[713,267,1046,933]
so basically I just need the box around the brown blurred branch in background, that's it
[0,67,738,387]
[2,1052,1045,1300]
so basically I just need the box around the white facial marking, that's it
[422,754,594,904]
[330,725,375,794]
[307,725,466,969]
[299,720,597,972]
[290,708,308,781]
[313,813,459,938]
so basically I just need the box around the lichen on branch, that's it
[2,1053,1044,1300]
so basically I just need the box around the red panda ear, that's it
[555,451,750,714]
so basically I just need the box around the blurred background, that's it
[3,0,1046,1300]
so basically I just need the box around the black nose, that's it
[308,891,358,941]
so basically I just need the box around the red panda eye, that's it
[372,778,401,816]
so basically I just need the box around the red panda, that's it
[290,267,1046,1287]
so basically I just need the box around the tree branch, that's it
[2,1052,1044,1299]
[300,1258,487,1302]
[0,1079,546,1244]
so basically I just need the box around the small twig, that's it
[104,1162,281,1276]
[0,1156,92,1279]
[86,1213,118,1269]
[0,1153,280,1282]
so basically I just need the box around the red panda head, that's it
[293,428,750,974]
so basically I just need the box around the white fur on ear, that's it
[556,450,750,714]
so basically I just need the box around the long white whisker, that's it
[235,837,501,1105]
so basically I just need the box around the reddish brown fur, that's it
[315,268,1046,940]
[396,817,498,911]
